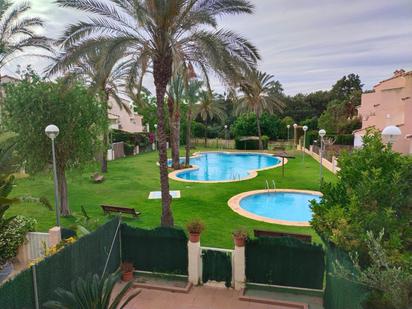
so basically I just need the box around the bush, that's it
[111,130,150,148]
[332,134,354,145]
[123,143,135,156]
[235,136,268,150]
[0,216,36,266]
[311,130,412,265]
[231,113,282,140]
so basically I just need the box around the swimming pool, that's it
[169,152,281,182]
[228,189,322,226]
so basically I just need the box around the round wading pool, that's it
[228,189,322,226]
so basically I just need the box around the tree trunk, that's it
[167,97,180,170]
[101,95,109,173]
[185,110,192,166]
[57,165,70,216]
[172,110,180,168]
[101,131,108,173]
[256,115,263,150]
[153,54,174,227]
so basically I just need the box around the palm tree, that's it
[48,42,132,173]
[195,91,225,146]
[55,0,260,227]
[167,75,185,170]
[0,1,50,84]
[237,70,284,149]
[44,272,140,309]
[184,79,202,166]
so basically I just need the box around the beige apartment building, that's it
[354,69,412,154]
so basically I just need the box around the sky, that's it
[4,0,412,95]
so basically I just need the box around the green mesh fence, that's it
[0,268,35,309]
[324,242,369,309]
[246,237,325,289]
[0,217,121,308]
[121,224,188,275]
[202,249,232,287]
[36,217,121,305]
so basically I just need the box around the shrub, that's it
[231,113,282,140]
[311,130,412,265]
[0,215,36,266]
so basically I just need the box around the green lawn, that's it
[9,148,335,248]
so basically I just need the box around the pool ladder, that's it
[265,180,276,191]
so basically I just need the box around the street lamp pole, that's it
[302,125,308,162]
[224,125,228,149]
[154,124,158,150]
[293,123,298,146]
[286,125,290,147]
[45,125,60,227]
[319,129,326,185]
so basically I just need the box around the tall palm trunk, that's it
[57,165,70,216]
[185,109,192,166]
[256,114,263,150]
[172,110,180,167]
[101,93,109,173]
[167,97,180,170]
[153,54,174,227]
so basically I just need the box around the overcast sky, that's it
[5,0,412,95]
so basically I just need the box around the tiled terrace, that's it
[115,283,311,309]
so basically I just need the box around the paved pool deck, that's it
[114,283,315,309]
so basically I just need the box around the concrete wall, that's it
[356,70,412,154]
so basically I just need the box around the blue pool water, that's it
[239,192,321,222]
[173,152,280,181]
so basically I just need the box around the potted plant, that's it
[186,219,205,243]
[233,228,248,247]
[121,261,134,282]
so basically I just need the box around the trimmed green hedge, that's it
[246,237,324,289]
[121,224,188,275]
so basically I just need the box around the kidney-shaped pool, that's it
[169,152,281,182]
[228,189,322,226]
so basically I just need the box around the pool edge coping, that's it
[227,189,323,227]
[168,151,287,183]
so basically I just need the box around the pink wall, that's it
[108,99,144,133]
[355,70,412,154]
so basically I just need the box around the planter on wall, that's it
[189,232,200,243]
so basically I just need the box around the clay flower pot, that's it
[234,236,246,247]
[122,271,134,282]
[189,232,200,243]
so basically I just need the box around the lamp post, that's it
[293,123,298,146]
[154,124,158,150]
[45,124,60,227]
[318,129,326,184]
[382,125,401,145]
[286,125,290,146]
[224,125,228,149]
[302,125,308,162]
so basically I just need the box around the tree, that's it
[330,73,363,102]
[44,272,140,309]
[2,75,106,215]
[48,42,131,174]
[184,79,202,166]
[311,130,412,264]
[55,0,260,226]
[0,1,50,85]
[334,230,412,309]
[237,70,284,149]
[167,76,185,170]
[195,91,225,146]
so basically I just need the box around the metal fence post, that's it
[31,265,40,309]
